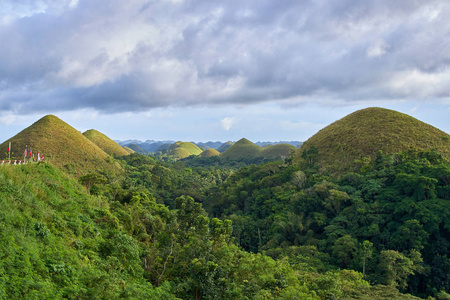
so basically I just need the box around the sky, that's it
[1,0,450,143]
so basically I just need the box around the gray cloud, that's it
[1,0,450,115]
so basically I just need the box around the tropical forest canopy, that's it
[0,108,449,299]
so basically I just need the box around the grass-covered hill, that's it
[298,107,450,173]
[261,143,297,159]
[199,148,220,157]
[217,141,234,153]
[220,138,262,159]
[164,141,203,159]
[126,143,145,153]
[83,129,130,157]
[123,146,135,154]
[0,115,122,177]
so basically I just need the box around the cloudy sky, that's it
[1,0,450,143]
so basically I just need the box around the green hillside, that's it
[217,141,233,153]
[164,141,203,159]
[126,143,145,153]
[220,138,262,159]
[123,146,135,154]
[261,143,297,160]
[0,115,122,177]
[200,148,220,157]
[83,129,129,157]
[298,107,450,173]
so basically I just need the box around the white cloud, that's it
[366,39,389,58]
[0,114,16,125]
[221,117,236,131]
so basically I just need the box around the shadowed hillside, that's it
[298,107,450,173]
[0,115,122,177]
[217,141,234,153]
[83,129,130,157]
[126,143,145,153]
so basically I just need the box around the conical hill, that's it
[298,107,450,173]
[0,115,122,176]
[217,141,234,153]
[200,148,220,157]
[261,143,297,160]
[83,129,130,157]
[221,138,262,159]
[165,141,203,159]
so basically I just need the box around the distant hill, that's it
[221,138,262,159]
[261,143,297,160]
[217,142,234,153]
[200,148,220,157]
[298,107,450,173]
[123,146,135,154]
[126,143,145,153]
[256,141,303,148]
[0,115,122,176]
[196,141,223,150]
[83,129,129,157]
[164,141,203,159]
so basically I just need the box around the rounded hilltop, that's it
[220,138,262,159]
[297,107,450,173]
[83,129,129,157]
[0,115,123,176]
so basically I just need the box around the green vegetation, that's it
[126,143,146,153]
[1,108,449,299]
[83,129,130,157]
[123,146,135,154]
[261,143,297,160]
[217,141,234,153]
[221,138,262,159]
[200,148,220,157]
[298,107,450,173]
[0,115,122,177]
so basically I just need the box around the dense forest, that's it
[1,145,449,299]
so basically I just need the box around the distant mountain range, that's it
[115,139,303,153]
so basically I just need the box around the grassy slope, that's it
[123,146,135,154]
[0,115,122,177]
[126,143,145,153]
[298,107,450,173]
[165,142,203,159]
[217,142,234,153]
[200,148,220,157]
[83,129,130,157]
[220,138,262,159]
[261,143,297,159]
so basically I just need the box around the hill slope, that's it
[261,143,297,160]
[83,129,129,157]
[200,148,221,157]
[165,141,203,159]
[221,138,262,159]
[0,115,122,176]
[217,142,234,153]
[298,107,450,173]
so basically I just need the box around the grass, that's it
[0,115,123,177]
[164,141,203,159]
[83,129,130,157]
[297,107,450,173]
[220,138,262,159]
[261,143,297,159]
[217,142,234,153]
[200,148,220,157]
